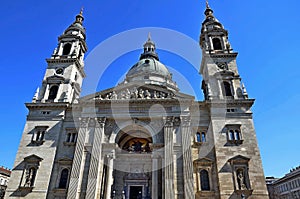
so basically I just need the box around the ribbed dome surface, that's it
[127,57,171,78]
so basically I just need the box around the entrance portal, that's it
[129,186,143,199]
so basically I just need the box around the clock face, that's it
[216,62,228,70]
[56,68,64,75]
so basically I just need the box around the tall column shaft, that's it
[86,118,106,199]
[164,116,175,198]
[67,118,89,199]
[152,154,159,199]
[181,116,194,199]
[105,154,114,199]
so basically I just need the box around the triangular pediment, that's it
[46,75,65,84]
[57,157,73,165]
[80,83,194,102]
[228,155,250,164]
[193,157,213,166]
[24,154,43,163]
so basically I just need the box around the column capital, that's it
[163,116,174,127]
[180,116,191,127]
[79,117,89,128]
[96,117,106,128]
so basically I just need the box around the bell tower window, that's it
[212,38,222,50]
[48,85,59,100]
[223,82,233,97]
[62,43,72,55]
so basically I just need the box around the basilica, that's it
[5,3,269,199]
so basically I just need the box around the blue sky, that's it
[0,0,299,178]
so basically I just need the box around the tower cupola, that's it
[140,33,159,61]
[200,2,232,54]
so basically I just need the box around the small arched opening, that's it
[48,85,59,100]
[212,38,222,50]
[62,43,72,55]
[223,82,233,97]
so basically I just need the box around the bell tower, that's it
[36,9,87,103]
[198,2,269,198]
[200,2,248,101]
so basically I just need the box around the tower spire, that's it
[75,7,84,24]
[206,0,210,8]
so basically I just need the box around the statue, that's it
[24,169,32,187]
[138,89,144,99]
[145,90,151,99]
[132,87,138,99]
[111,91,118,100]
[237,170,246,190]
[153,91,157,99]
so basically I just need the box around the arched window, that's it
[212,38,222,50]
[58,168,69,189]
[223,82,233,97]
[235,130,241,140]
[201,132,206,142]
[196,132,201,142]
[229,130,235,140]
[48,85,59,100]
[62,43,72,55]
[200,170,210,191]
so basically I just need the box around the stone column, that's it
[67,117,89,199]
[85,117,106,199]
[152,153,159,199]
[163,116,175,198]
[181,116,194,199]
[105,152,115,199]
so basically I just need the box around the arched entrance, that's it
[112,127,154,199]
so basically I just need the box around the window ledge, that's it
[227,140,244,145]
[18,186,34,192]
[63,142,76,146]
[234,189,253,197]
[196,190,215,197]
[31,140,45,146]
[192,142,204,148]
[52,188,67,196]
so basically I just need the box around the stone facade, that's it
[267,167,300,199]
[0,167,11,199]
[5,3,269,199]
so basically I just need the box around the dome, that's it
[126,57,172,78]
[122,35,178,91]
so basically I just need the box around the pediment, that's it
[193,157,213,166]
[57,157,73,165]
[46,75,65,84]
[228,155,250,164]
[80,83,194,102]
[24,154,43,163]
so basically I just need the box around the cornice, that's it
[26,102,70,109]
[46,58,86,78]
